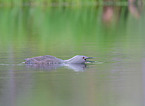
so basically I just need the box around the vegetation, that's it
[0,5,144,63]
[0,0,130,7]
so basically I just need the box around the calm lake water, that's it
[0,4,145,106]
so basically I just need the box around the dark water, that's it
[0,4,145,106]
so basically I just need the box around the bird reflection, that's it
[25,63,87,72]
[64,64,87,72]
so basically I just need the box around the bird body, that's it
[25,55,93,64]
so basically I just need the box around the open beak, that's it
[86,57,96,59]
[85,57,96,63]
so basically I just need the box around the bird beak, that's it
[87,57,96,59]
[85,57,96,63]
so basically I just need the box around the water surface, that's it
[0,4,145,106]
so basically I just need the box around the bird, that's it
[24,55,94,64]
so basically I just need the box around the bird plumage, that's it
[25,55,94,64]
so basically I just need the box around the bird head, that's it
[65,55,95,64]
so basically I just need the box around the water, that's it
[0,4,145,106]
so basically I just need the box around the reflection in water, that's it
[128,0,143,19]
[0,3,144,106]
[25,63,87,72]
[64,64,87,72]
[102,6,114,24]
[25,64,64,71]
[102,0,143,25]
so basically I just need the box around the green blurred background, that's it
[0,1,145,106]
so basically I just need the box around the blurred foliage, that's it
[0,0,130,7]
[0,2,144,106]
[0,3,144,61]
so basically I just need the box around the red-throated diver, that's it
[25,55,94,64]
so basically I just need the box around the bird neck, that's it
[64,57,77,63]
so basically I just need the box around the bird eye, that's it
[83,57,86,61]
